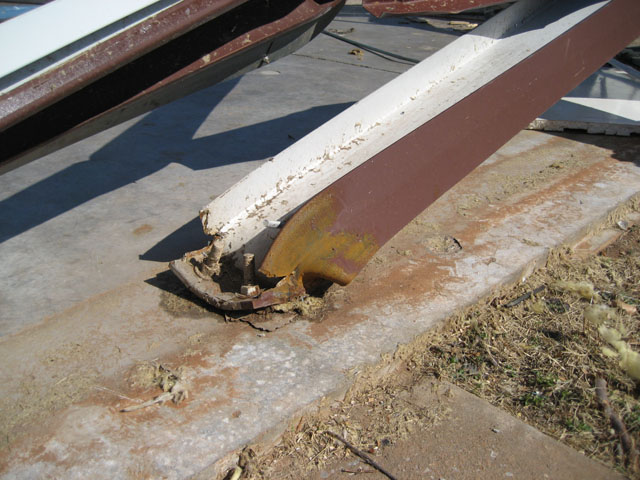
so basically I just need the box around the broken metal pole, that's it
[172,0,640,310]
[260,0,640,286]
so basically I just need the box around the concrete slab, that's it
[309,382,624,480]
[1,130,638,478]
[1,5,640,480]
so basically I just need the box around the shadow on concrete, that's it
[0,72,353,243]
[0,77,240,244]
[144,269,222,316]
[140,216,207,262]
[546,131,640,167]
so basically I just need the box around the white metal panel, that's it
[530,66,640,135]
[0,0,181,87]
[562,98,640,121]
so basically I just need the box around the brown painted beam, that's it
[260,0,640,287]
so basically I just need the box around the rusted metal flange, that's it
[169,242,306,311]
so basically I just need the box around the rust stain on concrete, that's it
[133,224,153,235]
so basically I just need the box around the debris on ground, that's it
[549,280,598,300]
[448,20,478,30]
[326,430,398,480]
[223,295,326,333]
[240,377,450,479]
[121,363,189,412]
[271,296,325,317]
[349,48,364,60]
[327,27,354,35]
[120,382,188,412]
[224,447,257,480]
[422,234,462,254]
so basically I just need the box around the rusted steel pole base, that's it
[170,248,305,311]
[172,0,640,311]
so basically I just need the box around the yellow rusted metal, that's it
[259,192,379,285]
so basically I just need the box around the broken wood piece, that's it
[595,377,638,471]
[448,20,478,30]
[504,285,545,308]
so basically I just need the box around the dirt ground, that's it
[222,216,640,480]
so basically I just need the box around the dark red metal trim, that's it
[0,0,344,172]
[362,0,512,17]
[0,0,247,131]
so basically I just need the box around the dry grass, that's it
[420,224,640,476]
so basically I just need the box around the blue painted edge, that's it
[0,5,39,21]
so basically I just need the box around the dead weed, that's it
[421,224,640,476]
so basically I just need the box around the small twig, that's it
[120,391,173,412]
[595,378,638,470]
[120,381,189,412]
[94,385,139,403]
[483,343,500,368]
[325,431,398,480]
[504,285,545,308]
[341,468,376,474]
